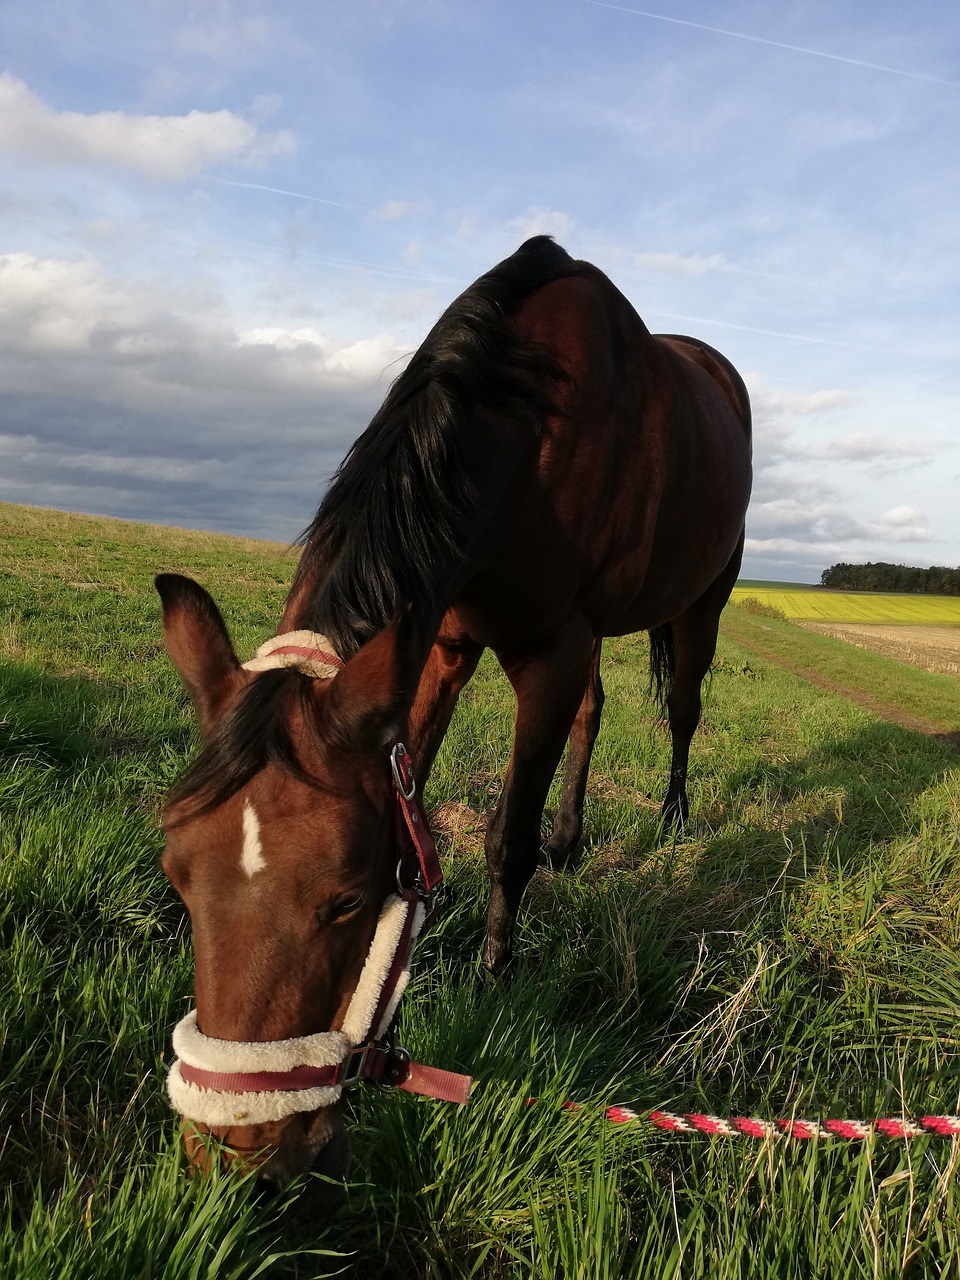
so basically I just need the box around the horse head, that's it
[155,573,426,1188]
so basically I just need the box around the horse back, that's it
[453,264,753,643]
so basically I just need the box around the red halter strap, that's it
[267,643,343,669]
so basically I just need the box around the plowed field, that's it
[800,622,960,676]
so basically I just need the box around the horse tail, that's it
[648,623,675,715]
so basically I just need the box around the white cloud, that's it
[879,504,924,527]
[748,375,851,421]
[238,326,404,381]
[634,250,727,276]
[824,434,935,463]
[0,252,415,537]
[0,249,416,462]
[0,253,403,388]
[746,493,937,567]
[0,75,294,181]
[871,505,934,541]
[509,208,574,241]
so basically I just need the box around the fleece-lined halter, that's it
[167,631,472,1128]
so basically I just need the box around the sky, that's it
[0,1,958,583]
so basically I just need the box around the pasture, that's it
[2,502,960,1278]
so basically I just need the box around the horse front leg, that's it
[542,638,604,869]
[406,632,483,788]
[483,625,595,975]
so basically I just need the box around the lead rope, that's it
[527,1100,960,1140]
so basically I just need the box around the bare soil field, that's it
[799,622,960,677]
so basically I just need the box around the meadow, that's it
[2,502,960,1279]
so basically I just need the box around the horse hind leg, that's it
[659,533,745,828]
[542,638,604,870]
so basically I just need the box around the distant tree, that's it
[819,561,960,595]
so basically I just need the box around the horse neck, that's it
[278,555,447,679]
[278,574,315,634]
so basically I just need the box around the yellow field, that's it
[730,584,960,624]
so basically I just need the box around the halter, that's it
[166,632,472,1129]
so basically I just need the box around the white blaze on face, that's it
[241,800,266,878]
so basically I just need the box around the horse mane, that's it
[165,670,324,822]
[167,237,578,818]
[292,235,578,657]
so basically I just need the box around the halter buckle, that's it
[341,1042,373,1088]
[390,742,417,800]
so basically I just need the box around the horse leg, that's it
[406,634,484,788]
[661,533,745,828]
[483,626,595,975]
[542,638,604,869]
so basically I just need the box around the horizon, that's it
[9,498,960,592]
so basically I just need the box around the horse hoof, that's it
[659,803,688,833]
[540,841,576,872]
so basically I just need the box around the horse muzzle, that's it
[182,1105,350,1189]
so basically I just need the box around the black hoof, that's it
[540,841,572,872]
[660,798,689,831]
[540,824,582,871]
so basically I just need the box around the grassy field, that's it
[731,583,960,625]
[2,501,960,1279]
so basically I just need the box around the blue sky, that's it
[0,1,957,582]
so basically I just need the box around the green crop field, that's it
[2,502,960,1279]
[731,582,960,624]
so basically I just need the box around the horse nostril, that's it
[254,1171,283,1203]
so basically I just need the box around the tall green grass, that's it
[2,503,959,1277]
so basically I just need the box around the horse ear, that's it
[323,608,424,753]
[155,574,244,737]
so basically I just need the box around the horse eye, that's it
[319,894,365,927]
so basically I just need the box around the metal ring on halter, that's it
[390,742,416,800]
[375,1044,411,1089]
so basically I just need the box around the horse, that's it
[156,236,752,1187]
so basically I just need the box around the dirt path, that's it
[722,624,960,750]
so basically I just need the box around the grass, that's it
[2,501,960,1278]
[730,584,960,625]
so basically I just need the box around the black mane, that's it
[293,236,578,657]
[168,238,578,818]
[166,669,321,822]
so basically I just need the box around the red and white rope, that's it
[546,1101,960,1139]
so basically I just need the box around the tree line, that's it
[820,562,960,594]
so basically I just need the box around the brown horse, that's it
[157,237,752,1186]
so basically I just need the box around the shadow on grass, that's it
[0,658,192,770]
[580,716,958,894]
[0,659,114,767]
[713,716,957,871]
